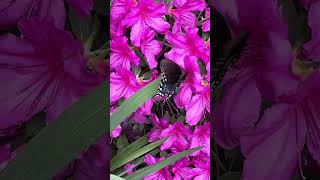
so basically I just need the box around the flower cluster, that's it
[213,0,320,179]
[0,0,107,179]
[110,0,210,178]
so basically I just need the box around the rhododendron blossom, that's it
[125,0,170,46]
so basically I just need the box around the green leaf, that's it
[116,134,129,151]
[69,10,100,51]
[0,83,107,180]
[110,78,160,131]
[165,0,172,6]
[111,137,168,171]
[25,112,46,138]
[126,146,203,180]
[110,174,126,180]
[115,135,147,158]
[219,172,241,180]
[278,0,310,47]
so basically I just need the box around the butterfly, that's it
[156,60,187,100]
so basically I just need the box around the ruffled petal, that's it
[241,104,306,180]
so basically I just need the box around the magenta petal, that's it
[160,136,174,151]
[0,34,50,128]
[130,20,145,47]
[144,154,157,165]
[257,70,301,102]
[141,29,161,68]
[36,0,66,29]
[0,19,103,127]
[305,97,320,164]
[0,0,33,30]
[263,32,293,69]
[202,20,210,32]
[0,0,66,30]
[303,1,320,61]
[241,104,306,180]
[174,83,193,109]
[213,74,261,149]
[146,17,170,34]
[186,94,205,126]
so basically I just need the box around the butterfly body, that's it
[157,75,179,99]
[155,60,186,100]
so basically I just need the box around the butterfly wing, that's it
[160,60,182,84]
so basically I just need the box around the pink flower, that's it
[124,163,135,175]
[143,154,172,180]
[165,27,208,64]
[202,8,210,32]
[147,114,169,142]
[189,122,210,156]
[110,68,140,103]
[125,0,170,46]
[169,0,205,33]
[0,18,103,128]
[133,107,148,124]
[111,0,136,37]
[160,122,192,152]
[140,29,162,69]
[111,125,122,138]
[171,157,198,180]
[185,73,210,126]
[110,36,139,70]
[192,155,210,180]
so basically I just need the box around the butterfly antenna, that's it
[166,100,176,119]
[160,102,164,118]
[168,99,180,116]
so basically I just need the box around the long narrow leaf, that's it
[110,174,126,180]
[117,135,148,155]
[126,146,203,180]
[111,137,168,171]
[0,83,107,180]
[110,78,160,131]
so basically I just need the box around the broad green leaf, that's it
[111,137,168,171]
[219,172,241,180]
[0,83,107,180]
[126,146,203,180]
[110,174,126,180]
[25,112,46,138]
[110,78,160,131]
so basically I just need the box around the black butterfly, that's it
[156,60,186,100]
